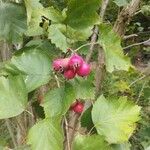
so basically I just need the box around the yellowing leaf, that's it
[72,134,111,150]
[92,95,141,143]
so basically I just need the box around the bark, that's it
[95,46,105,98]
[0,41,13,61]
[113,0,141,37]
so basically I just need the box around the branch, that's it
[113,0,141,37]
[136,81,146,104]
[5,119,17,148]
[64,112,80,150]
[86,0,110,63]
[64,116,71,150]
[123,39,150,50]
[95,46,105,98]
[123,34,138,40]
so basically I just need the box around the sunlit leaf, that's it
[72,134,111,150]
[92,95,141,143]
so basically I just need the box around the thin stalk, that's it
[5,119,17,148]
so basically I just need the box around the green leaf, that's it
[66,0,100,29]
[14,145,31,150]
[27,119,63,150]
[111,142,131,150]
[0,75,27,119]
[43,7,65,23]
[11,46,51,92]
[0,2,27,43]
[66,26,92,42]
[43,82,75,118]
[72,134,111,150]
[25,0,64,36]
[81,106,96,132]
[92,95,141,143]
[43,88,64,118]
[72,78,95,100]
[48,24,92,52]
[43,78,94,119]
[24,0,43,24]
[25,39,61,60]
[141,5,150,16]
[113,0,130,6]
[99,24,131,72]
[48,24,68,52]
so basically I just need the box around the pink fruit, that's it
[70,100,79,109]
[64,69,76,79]
[77,63,91,77]
[72,102,84,113]
[69,54,83,69]
[52,58,69,72]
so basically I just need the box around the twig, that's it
[85,27,99,63]
[64,117,71,150]
[64,112,80,150]
[113,0,141,37]
[129,75,146,87]
[74,42,99,52]
[95,46,105,98]
[136,81,146,104]
[100,0,110,20]
[24,110,34,118]
[5,119,17,148]
[123,39,150,50]
[54,74,60,88]
[123,34,138,40]
[86,0,110,63]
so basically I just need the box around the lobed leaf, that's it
[27,119,63,150]
[92,95,141,143]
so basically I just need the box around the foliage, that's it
[27,119,63,150]
[0,0,149,149]
[92,95,141,143]
[0,2,27,43]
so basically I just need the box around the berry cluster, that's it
[52,54,91,79]
[70,101,84,113]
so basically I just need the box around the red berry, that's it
[72,102,84,113]
[64,69,76,79]
[52,58,69,72]
[77,63,91,77]
[70,101,78,109]
[69,54,83,69]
